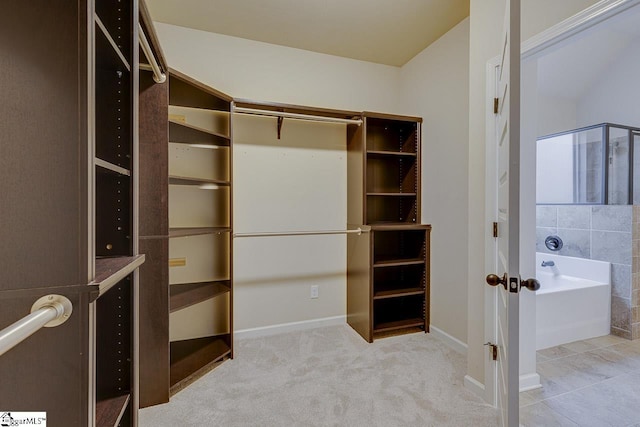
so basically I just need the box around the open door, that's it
[485,0,529,425]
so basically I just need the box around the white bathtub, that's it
[535,253,611,350]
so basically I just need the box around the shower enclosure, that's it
[537,123,640,205]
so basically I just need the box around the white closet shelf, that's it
[96,158,131,176]
[367,150,417,157]
[95,15,131,72]
[169,119,230,146]
[94,255,145,296]
[169,176,230,187]
[169,227,231,238]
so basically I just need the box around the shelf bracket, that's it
[277,116,284,139]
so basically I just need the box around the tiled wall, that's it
[537,205,634,338]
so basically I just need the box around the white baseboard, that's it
[464,374,486,400]
[519,372,542,392]
[430,325,468,355]
[235,315,346,340]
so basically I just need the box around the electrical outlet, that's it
[310,285,319,299]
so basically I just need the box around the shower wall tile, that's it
[591,231,632,265]
[536,227,558,254]
[611,296,631,331]
[592,205,632,232]
[536,206,557,228]
[634,323,640,340]
[634,273,640,291]
[556,228,590,258]
[611,264,632,299]
[634,290,640,306]
[557,206,590,229]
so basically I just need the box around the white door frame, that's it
[483,0,640,407]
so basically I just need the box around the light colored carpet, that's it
[140,325,498,426]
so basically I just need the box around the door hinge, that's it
[493,222,498,238]
[485,342,498,361]
[493,97,499,114]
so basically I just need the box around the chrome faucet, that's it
[541,260,555,267]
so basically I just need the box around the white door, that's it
[487,0,521,426]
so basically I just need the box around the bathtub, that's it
[535,253,611,350]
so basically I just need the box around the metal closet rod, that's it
[234,228,368,238]
[234,107,363,126]
[138,23,166,84]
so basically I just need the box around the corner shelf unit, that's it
[347,113,430,342]
[1,1,149,424]
[167,69,234,393]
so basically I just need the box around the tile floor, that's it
[520,335,640,426]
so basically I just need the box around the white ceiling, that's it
[537,5,640,100]
[144,0,469,67]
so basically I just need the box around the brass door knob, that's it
[486,273,507,290]
[521,278,540,291]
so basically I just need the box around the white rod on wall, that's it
[233,228,368,238]
[138,23,166,84]
[234,107,363,126]
[0,295,73,357]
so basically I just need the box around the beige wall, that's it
[400,18,471,345]
[232,115,348,331]
[154,23,401,113]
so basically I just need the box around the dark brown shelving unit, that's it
[170,336,232,390]
[347,113,430,342]
[96,394,130,427]
[170,281,231,313]
[138,0,171,409]
[93,0,140,425]
[1,1,149,424]
[167,69,234,393]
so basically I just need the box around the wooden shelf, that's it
[169,119,230,147]
[170,336,231,389]
[373,257,424,268]
[367,150,417,157]
[370,223,429,230]
[374,318,424,333]
[94,255,145,296]
[367,192,417,197]
[95,15,130,72]
[96,158,131,176]
[169,227,231,238]
[373,287,424,300]
[170,281,231,313]
[169,175,230,187]
[169,69,233,110]
[96,394,130,427]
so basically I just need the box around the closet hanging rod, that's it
[233,228,368,238]
[234,107,363,126]
[138,23,166,84]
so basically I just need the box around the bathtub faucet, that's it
[541,260,555,267]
